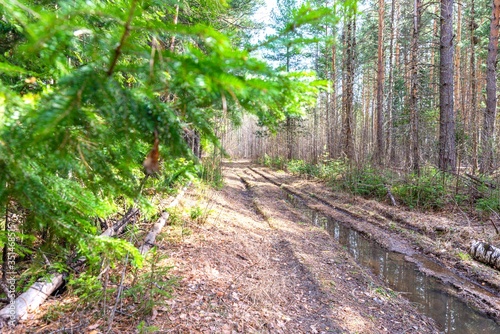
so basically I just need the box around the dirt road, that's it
[14,161,500,333]
[155,161,441,333]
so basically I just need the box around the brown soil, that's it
[11,160,500,333]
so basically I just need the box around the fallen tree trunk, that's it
[0,273,64,325]
[470,240,500,270]
[465,173,496,189]
[101,207,140,237]
[139,182,191,255]
[0,183,189,325]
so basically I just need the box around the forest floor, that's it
[15,160,500,333]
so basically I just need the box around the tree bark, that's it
[409,0,421,173]
[375,0,385,165]
[341,15,356,162]
[169,1,180,52]
[470,241,500,270]
[328,8,338,160]
[454,3,462,115]
[470,0,479,173]
[386,0,397,164]
[481,0,500,173]
[139,182,190,255]
[438,0,456,172]
[0,274,65,324]
[429,4,439,109]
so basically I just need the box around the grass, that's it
[457,251,472,261]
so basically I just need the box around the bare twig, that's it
[385,184,397,206]
[489,219,499,235]
[106,252,131,333]
[106,0,138,76]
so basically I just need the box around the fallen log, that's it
[0,183,188,326]
[101,207,140,237]
[469,240,500,270]
[139,182,191,255]
[0,273,64,325]
[465,173,496,189]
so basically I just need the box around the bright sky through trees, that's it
[253,0,278,40]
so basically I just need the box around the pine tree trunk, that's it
[438,0,456,172]
[286,116,293,160]
[386,0,397,164]
[430,4,440,109]
[375,0,385,165]
[470,0,479,173]
[481,0,500,173]
[329,22,337,159]
[285,44,293,161]
[331,34,338,159]
[341,16,356,162]
[454,3,462,115]
[409,0,421,173]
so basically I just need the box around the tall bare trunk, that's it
[481,0,500,173]
[313,42,319,164]
[341,15,356,162]
[430,5,439,109]
[454,3,462,114]
[386,0,397,164]
[375,0,385,165]
[328,34,337,159]
[327,3,338,159]
[470,0,479,173]
[409,0,421,173]
[438,0,456,172]
[285,43,294,161]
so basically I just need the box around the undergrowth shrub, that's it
[393,169,452,210]
[260,156,500,217]
[201,157,224,189]
[318,159,348,180]
[261,154,286,170]
[476,193,500,215]
[391,168,449,210]
[126,249,178,316]
[342,167,389,199]
[287,159,320,177]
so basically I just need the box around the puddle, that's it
[290,195,500,334]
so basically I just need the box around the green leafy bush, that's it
[318,159,349,180]
[286,159,320,177]
[342,167,388,199]
[261,154,286,169]
[392,169,448,210]
[476,194,500,214]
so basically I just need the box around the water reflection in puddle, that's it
[301,201,500,333]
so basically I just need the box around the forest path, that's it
[154,160,439,333]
